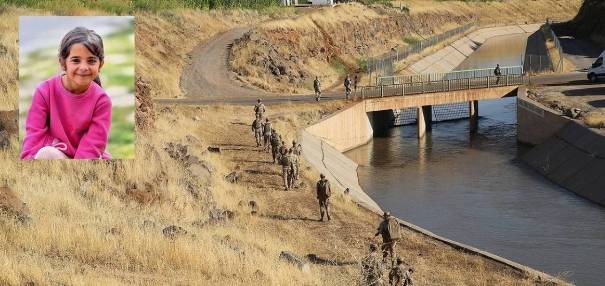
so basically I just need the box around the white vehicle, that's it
[588,50,605,83]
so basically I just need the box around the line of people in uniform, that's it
[313,74,358,101]
[251,98,414,285]
[252,98,302,191]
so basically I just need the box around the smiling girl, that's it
[21,27,112,160]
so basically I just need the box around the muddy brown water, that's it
[346,33,605,285]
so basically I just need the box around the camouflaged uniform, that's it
[361,246,383,286]
[280,148,292,190]
[270,132,281,163]
[263,120,273,152]
[254,101,265,118]
[316,175,331,221]
[252,117,263,147]
[375,213,399,264]
[277,142,287,164]
[288,150,298,187]
[389,263,414,286]
[291,141,301,180]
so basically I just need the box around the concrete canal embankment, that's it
[300,99,565,284]
[518,88,605,206]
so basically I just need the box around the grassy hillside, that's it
[0,2,573,285]
[567,0,605,46]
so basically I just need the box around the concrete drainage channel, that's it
[299,104,570,284]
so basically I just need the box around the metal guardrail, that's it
[377,65,523,86]
[366,23,475,80]
[360,74,524,99]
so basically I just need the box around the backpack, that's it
[281,154,291,166]
[386,218,401,241]
[318,179,331,197]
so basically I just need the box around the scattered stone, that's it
[306,253,338,266]
[188,160,213,179]
[207,146,221,153]
[135,76,155,132]
[164,142,189,162]
[0,130,9,149]
[0,187,30,223]
[225,171,240,183]
[162,225,188,239]
[570,108,583,119]
[185,135,201,146]
[279,251,310,272]
[143,220,156,228]
[220,235,246,257]
[344,188,350,195]
[248,201,258,215]
[254,269,267,280]
[160,107,172,113]
[0,110,18,149]
[208,208,235,224]
[107,227,122,236]
[125,183,159,205]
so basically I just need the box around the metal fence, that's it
[366,23,475,80]
[523,54,553,74]
[544,21,563,72]
[393,103,471,126]
[360,74,524,99]
[377,65,523,86]
[524,21,563,74]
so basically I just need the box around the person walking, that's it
[316,173,332,221]
[262,118,272,152]
[361,243,384,286]
[270,131,281,163]
[254,98,265,118]
[251,114,263,147]
[374,211,401,265]
[389,257,414,286]
[494,64,502,84]
[344,74,352,100]
[280,148,292,191]
[314,76,322,101]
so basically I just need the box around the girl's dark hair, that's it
[59,27,104,87]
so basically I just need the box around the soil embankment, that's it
[229,0,580,94]
[559,0,605,47]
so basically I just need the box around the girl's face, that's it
[61,43,103,92]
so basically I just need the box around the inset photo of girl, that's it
[19,16,134,160]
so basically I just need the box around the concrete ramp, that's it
[299,130,383,214]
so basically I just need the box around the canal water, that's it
[345,33,605,285]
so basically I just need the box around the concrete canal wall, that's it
[409,24,541,74]
[300,99,566,285]
[519,89,605,206]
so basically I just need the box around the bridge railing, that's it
[376,65,524,86]
[360,74,524,99]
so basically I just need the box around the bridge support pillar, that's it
[469,100,479,133]
[367,110,395,136]
[417,105,432,138]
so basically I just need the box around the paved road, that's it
[154,27,597,107]
[552,26,602,71]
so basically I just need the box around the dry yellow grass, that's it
[0,4,572,286]
[583,111,605,128]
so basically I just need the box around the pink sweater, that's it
[21,74,112,160]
